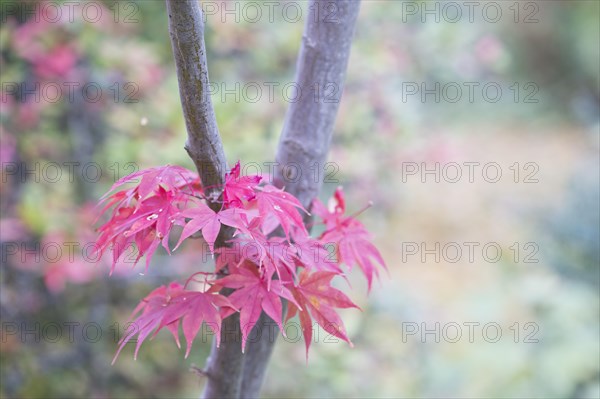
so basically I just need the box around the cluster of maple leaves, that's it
[95,162,386,362]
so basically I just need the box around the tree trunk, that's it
[165,1,361,397]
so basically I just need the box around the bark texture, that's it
[166,2,243,398]
[274,1,361,209]
[166,0,226,207]
[243,1,362,395]
[166,1,361,397]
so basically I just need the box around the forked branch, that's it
[165,1,361,397]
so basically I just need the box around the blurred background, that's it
[1,0,599,398]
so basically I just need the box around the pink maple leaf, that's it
[223,161,262,207]
[286,270,359,358]
[113,282,235,363]
[96,186,181,271]
[216,263,299,352]
[290,233,343,274]
[254,184,308,239]
[313,187,386,291]
[95,166,204,271]
[175,205,250,253]
[105,165,199,201]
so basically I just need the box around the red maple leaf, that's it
[321,222,386,292]
[95,166,202,271]
[223,227,298,284]
[96,186,182,271]
[254,184,308,238]
[286,270,359,357]
[223,161,262,207]
[313,187,386,291]
[311,186,345,229]
[216,263,299,351]
[289,233,343,274]
[95,188,137,225]
[105,165,199,201]
[125,187,181,244]
[113,282,235,363]
[175,204,250,253]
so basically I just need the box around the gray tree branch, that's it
[274,0,361,208]
[166,2,244,398]
[240,1,361,396]
[166,0,226,206]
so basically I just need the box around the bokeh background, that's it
[1,0,599,398]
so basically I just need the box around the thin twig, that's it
[190,364,211,379]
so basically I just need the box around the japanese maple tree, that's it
[94,1,380,398]
[96,165,385,360]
